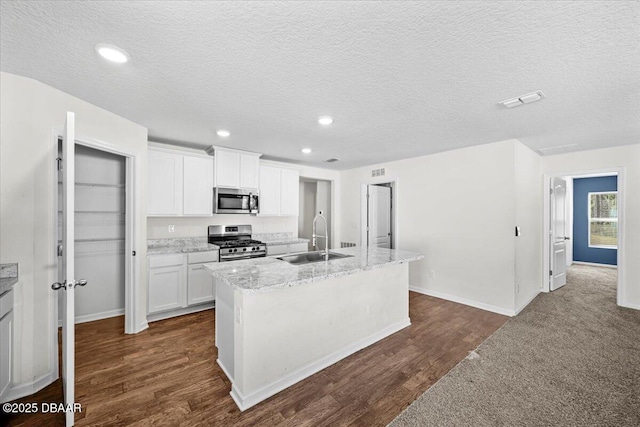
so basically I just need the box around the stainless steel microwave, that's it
[213,188,259,214]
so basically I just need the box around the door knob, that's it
[76,279,88,287]
[51,281,66,291]
[564,237,571,240]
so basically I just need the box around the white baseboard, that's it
[147,302,214,323]
[515,289,540,315]
[620,301,640,311]
[409,286,515,317]
[57,308,125,327]
[572,261,617,269]
[228,318,411,411]
[2,371,56,403]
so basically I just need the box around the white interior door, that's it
[367,185,392,248]
[550,177,568,291]
[52,112,79,426]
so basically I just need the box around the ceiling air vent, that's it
[538,144,580,156]
[371,167,386,177]
[325,158,340,163]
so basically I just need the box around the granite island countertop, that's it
[147,238,219,255]
[203,246,423,293]
[1,263,18,294]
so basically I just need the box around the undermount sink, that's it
[277,251,354,265]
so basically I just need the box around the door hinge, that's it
[57,244,63,257]
[132,250,136,256]
[549,188,553,195]
[56,157,62,171]
[549,270,553,276]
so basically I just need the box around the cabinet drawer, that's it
[148,253,186,268]
[0,289,13,319]
[187,251,219,264]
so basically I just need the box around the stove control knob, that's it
[233,248,237,252]
[243,248,247,251]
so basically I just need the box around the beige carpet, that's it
[389,265,640,426]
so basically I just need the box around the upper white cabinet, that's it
[207,146,261,190]
[259,165,299,216]
[148,146,213,217]
[183,156,214,215]
[148,149,183,215]
[280,168,300,216]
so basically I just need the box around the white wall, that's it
[513,142,543,312]
[298,181,317,251]
[0,72,148,388]
[340,139,531,315]
[542,144,640,309]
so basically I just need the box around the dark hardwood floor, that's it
[3,292,507,426]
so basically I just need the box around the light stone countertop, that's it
[1,263,18,294]
[253,232,309,246]
[203,246,423,293]
[147,238,219,255]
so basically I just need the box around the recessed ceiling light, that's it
[216,130,231,138]
[301,148,312,154]
[318,116,334,125]
[95,43,129,63]
[499,91,545,108]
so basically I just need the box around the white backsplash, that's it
[147,215,298,239]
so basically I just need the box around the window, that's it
[588,191,617,248]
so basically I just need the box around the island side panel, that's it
[233,262,410,407]
[215,279,235,381]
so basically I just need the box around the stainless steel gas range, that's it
[207,225,267,262]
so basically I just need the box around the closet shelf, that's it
[58,181,125,188]
[58,210,125,214]
[58,238,125,243]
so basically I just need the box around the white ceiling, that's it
[1,1,638,170]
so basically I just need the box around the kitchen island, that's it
[204,246,423,411]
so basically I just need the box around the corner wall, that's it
[0,72,148,390]
[339,139,525,315]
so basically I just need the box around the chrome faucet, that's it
[312,211,329,260]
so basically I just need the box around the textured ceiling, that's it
[1,1,639,170]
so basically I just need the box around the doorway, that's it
[52,134,139,337]
[543,169,624,305]
[360,182,396,249]
[298,178,332,251]
[56,143,127,327]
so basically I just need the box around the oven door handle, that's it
[221,254,265,262]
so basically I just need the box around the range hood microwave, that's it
[213,188,259,214]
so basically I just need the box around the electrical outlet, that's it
[168,224,175,233]
[366,305,372,316]
[428,270,435,279]
[516,283,520,293]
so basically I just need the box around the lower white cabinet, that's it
[266,242,308,256]
[148,251,218,315]
[0,289,14,401]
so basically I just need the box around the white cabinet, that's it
[148,149,183,215]
[266,242,308,256]
[214,149,241,188]
[148,254,186,314]
[183,156,214,215]
[147,146,213,217]
[148,251,218,316]
[280,169,300,216]
[240,154,260,189]
[0,290,12,401]
[208,146,261,190]
[259,166,281,216]
[259,165,299,216]
[187,251,218,305]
